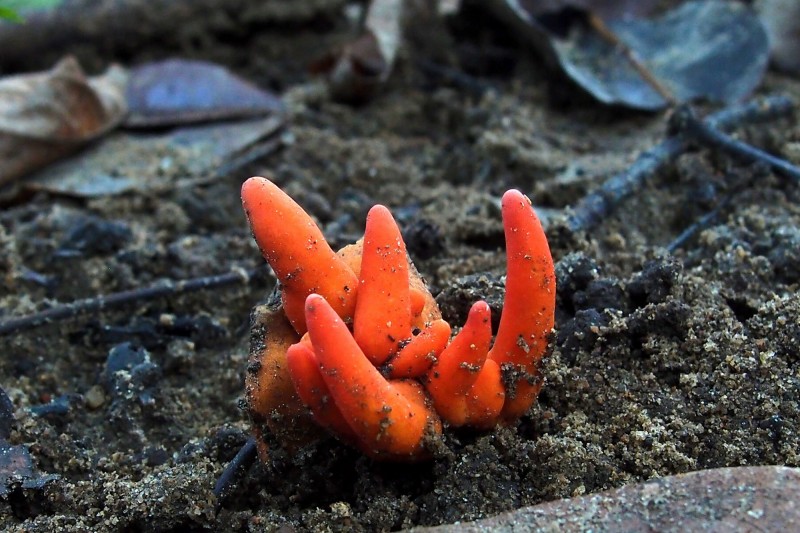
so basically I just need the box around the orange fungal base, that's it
[242,176,556,461]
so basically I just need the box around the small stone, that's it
[84,385,106,410]
[164,339,196,373]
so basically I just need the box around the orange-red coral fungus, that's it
[243,176,555,462]
[241,177,358,334]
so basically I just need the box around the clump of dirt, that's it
[2,3,800,532]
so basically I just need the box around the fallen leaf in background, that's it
[316,0,404,103]
[0,56,127,186]
[757,0,800,76]
[487,0,769,110]
[25,116,284,199]
[124,59,284,128]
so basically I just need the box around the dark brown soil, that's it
[1,2,800,532]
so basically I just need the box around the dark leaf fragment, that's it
[495,0,769,110]
[124,59,284,128]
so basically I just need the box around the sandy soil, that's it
[1,3,800,532]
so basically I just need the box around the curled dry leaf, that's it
[26,116,284,199]
[0,56,127,186]
[488,0,769,110]
[316,0,404,102]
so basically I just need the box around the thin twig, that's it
[567,135,685,232]
[665,152,766,253]
[213,437,258,512]
[0,266,270,337]
[666,196,732,253]
[567,94,795,232]
[673,106,800,183]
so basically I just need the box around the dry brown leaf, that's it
[489,0,769,110]
[0,56,128,186]
[318,0,404,103]
[124,58,284,128]
[26,116,284,199]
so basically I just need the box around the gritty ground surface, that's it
[1,3,800,532]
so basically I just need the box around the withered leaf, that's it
[0,56,127,186]
[124,59,284,128]
[319,0,404,103]
[492,0,769,110]
[26,116,284,199]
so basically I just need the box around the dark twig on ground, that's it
[672,106,800,184]
[666,196,732,254]
[213,437,258,512]
[566,94,796,233]
[0,266,270,337]
[665,140,772,253]
[663,103,800,253]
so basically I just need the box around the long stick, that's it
[0,266,269,336]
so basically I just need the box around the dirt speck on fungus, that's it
[2,3,800,531]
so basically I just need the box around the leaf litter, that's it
[1,1,800,531]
